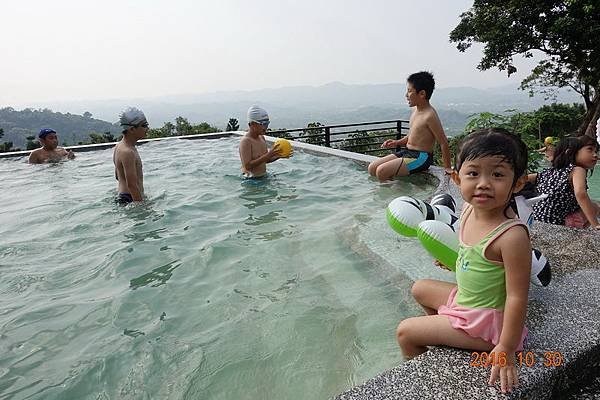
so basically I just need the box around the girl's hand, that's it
[487,345,518,393]
[593,225,600,230]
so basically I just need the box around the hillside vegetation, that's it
[0,107,119,148]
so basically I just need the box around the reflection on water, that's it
[245,210,284,226]
[123,328,146,337]
[130,259,181,289]
[239,175,298,210]
[239,185,279,210]
[123,227,169,242]
[254,229,293,241]
[238,176,299,242]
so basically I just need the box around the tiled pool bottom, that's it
[0,136,447,400]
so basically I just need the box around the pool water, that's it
[0,137,437,400]
[587,169,600,200]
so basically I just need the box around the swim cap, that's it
[38,128,57,138]
[119,107,147,128]
[544,136,556,146]
[247,105,269,126]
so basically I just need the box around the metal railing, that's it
[268,119,409,155]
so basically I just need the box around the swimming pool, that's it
[586,169,600,200]
[0,137,438,399]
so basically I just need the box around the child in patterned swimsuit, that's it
[396,128,532,394]
[529,135,599,229]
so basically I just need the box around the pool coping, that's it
[0,132,233,158]
[229,131,377,165]
[0,131,377,165]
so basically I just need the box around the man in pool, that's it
[239,105,290,178]
[367,71,452,182]
[113,107,148,204]
[28,129,75,163]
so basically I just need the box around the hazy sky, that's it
[1,0,539,106]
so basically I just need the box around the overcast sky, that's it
[1,0,539,106]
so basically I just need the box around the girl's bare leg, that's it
[396,314,494,358]
[411,279,456,315]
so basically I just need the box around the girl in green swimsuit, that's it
[396,128,532,394]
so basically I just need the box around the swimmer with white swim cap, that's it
[113,107,149,203]
[239,105,291,178]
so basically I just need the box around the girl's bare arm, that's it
[572,167,599,228]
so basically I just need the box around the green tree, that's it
[226,118,239,131]
[162,122,176,136]
[526,103,585,140]
[175,117,194,135]
[457,110,560,171]
[25,135,40,150]
[83,111,92,118]
[340,129,394,156]
[0,141,14,153]
[88,132,107,144]
[450,0,600,136]
[0,128,12,152]
[300,122,325,145]
[193,122,220,134]
[103,131,116,142]
[147,119,219,138]
[147,122,176,138]
[268,128,292,139]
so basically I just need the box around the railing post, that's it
[396,121,402,140]
[325,127,331,147]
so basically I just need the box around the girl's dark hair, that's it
[455,128,528,184]
[552,135,599,169]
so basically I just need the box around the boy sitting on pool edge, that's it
[368,71,452,181]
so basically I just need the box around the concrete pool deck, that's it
[3,133,598,398]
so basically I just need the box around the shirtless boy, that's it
[113,107,148,204]
[28,129,75,163]
[239,105,291,178]
[368,71,452,182]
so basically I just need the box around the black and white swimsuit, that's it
[532,165,581,225]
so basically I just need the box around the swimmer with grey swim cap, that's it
[114,107,149,203]
[239,105,290,178]
[119,107,148,133]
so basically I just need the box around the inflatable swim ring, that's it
[387,194,552,286]
[386,194,458,237]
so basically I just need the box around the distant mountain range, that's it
[2,82,582,146]
[0,107,119,148]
